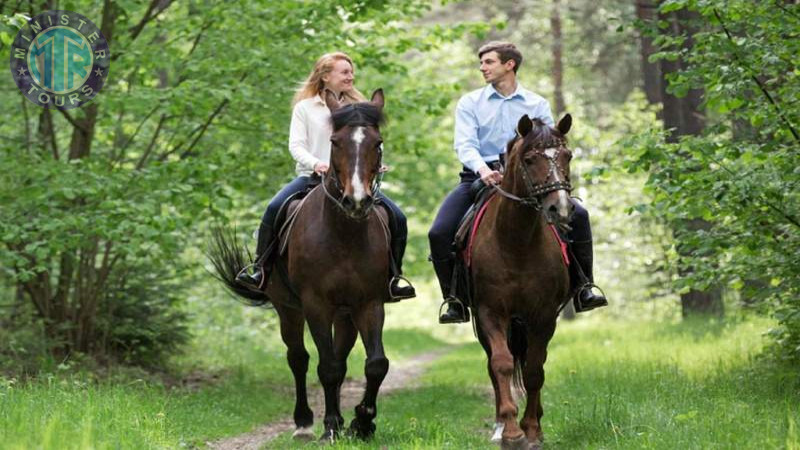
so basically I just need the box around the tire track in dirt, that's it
[206,347,452,450]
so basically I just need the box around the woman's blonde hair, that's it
[292,52,366,106]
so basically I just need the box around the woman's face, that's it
[323,59,354,94]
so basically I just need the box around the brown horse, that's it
[208,89,392,442]
[471,114,575,450]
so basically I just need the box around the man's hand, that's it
[477,166,503,185]
[314,161,329,175]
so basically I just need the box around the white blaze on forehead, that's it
[544,147,558,158]
[351,127,366,202]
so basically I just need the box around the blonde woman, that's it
[238,52,415,301]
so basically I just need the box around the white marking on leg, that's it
[351,127,366,202]
[490,422,504,443]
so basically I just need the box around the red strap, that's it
[464,196,496,267]
[548,224,570,267]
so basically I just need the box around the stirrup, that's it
[387,275,416,302]
[438,296,470,324]
[573,282,608,313]
[235,263,266,291]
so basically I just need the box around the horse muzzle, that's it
[341,194,374,219]
[543,190,574,228]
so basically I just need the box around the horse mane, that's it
[330,103,385,131]
[506,118,567,165]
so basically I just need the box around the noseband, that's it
[492,140,572,210]
[320,155,383,220]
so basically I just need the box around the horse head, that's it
[506,113,575,228]
[324,89,385,219]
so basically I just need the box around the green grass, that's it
[268,315,800,449]
[2,296,798,449]
[0,297,448,450]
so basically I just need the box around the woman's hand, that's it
[314,162,329,175]
[379,164,390,173]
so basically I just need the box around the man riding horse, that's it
[429,41,608,324]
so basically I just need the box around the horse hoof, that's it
[346,418,376,440]
[528,441,543,450]
[490,422,504,443]
[292,426,314,441]
[501,435,529,450]
[318,429,337,444]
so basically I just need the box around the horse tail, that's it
[508,317,528,394]
[207,226,271,307]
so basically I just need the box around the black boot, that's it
[431,257,470,323]
[236,223,274,290]
[387,236,416,302]
[570,240,608,312]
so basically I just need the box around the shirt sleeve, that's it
[536,99,555,127]
[454,96,487,173]
[288,103,321,169]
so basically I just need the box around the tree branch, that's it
[57,108,87,133]
[128,0,174,42]
[713,8,800,144]
[135,113,166,169]
[179,72,248,159]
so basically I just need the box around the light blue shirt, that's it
[454,83,554,172]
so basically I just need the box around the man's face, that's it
[479,51,514,84]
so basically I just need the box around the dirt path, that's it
[206,348,451,450]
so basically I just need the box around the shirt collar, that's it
[487,83,525,100]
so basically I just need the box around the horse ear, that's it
[370,88,384,110]
[325,89,342,112]
[557,113,572,135]
[517,115,533,137]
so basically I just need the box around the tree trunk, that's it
[635,0,662,105]
[550,0,566,116]
[658,7,723,318]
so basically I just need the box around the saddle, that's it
[446,179,496,308]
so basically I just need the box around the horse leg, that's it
[519,320,556,449]
[274,304,314,440]
[477,321,504,443]
[305,308,347,442]
[347,301,389,440]
[476,308,527,449]
[332,312,358,397]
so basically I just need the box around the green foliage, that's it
[626,1,800,361]
[0,0,483,369]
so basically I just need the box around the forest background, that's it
[0,0,797,409]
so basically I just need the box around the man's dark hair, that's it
[478,41,523,74]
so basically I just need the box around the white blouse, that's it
[288,95,333,176]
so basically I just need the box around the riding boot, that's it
[388,248,416,303]
[236,222,275,290]
[570,239,608,312]
[431,256,470,324]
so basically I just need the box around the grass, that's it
[2,284,798,449]
[0,293,449,450]
[268,315,800,449]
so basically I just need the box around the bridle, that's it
[320,135,383,220]
[492,139,572,210]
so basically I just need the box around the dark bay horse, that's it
[209,89,392,442]
[471,114,575,450]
